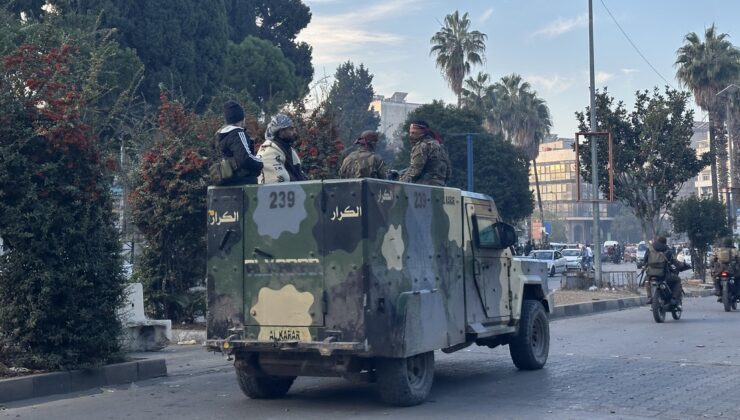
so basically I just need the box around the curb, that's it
[550,289,715,320]
[0,358,167,404]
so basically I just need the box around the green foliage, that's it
[225,0,313,95]
[430,10,487,107]
[0,39,125,370]
[224,36,302,113]
[326,61,380,146]
[576,87,710,239]
[398,101,534,222]
[129,91,221,322]
[671,195,731,279]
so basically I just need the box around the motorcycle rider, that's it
[642,236,689,305]
[710,237,739,301]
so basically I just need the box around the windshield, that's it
[531,251,553,260]
[561,249,581,257]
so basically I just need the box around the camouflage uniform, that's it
[710,237,739,297]
[399,135,451,187]
[642,239,685,302]
[339,149,386,179]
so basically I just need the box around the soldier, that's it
[258,113,307,184]
[710,237,739,301]
[212,100,263,185]
[339,130,386,179]
[642,236,688,305]
[399,120,451,187]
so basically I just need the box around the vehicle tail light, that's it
[721,271,729,277]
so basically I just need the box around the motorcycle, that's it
[716,271,739,312]
[649,275,682,323]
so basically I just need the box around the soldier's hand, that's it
[387,169,399,181]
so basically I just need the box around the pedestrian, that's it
[210,100,263,185]
[257,113,307,184]
[339,130,386,179]
[642,236,688,305]
[524,240,533,256]
[399,120,451,186]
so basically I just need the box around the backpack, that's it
[717,248,734,264]
[646,245,668,277]
[209,158,235,185]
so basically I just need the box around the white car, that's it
[636,241,647,268]
[560,248,583,270]
[677,248,692,266]
[528,250,568,277]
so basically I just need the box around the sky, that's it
[297,0,740,138]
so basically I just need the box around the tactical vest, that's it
[646,244,668,277]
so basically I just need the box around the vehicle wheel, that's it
[376,352,434,406]
[509,300,549,370]
[236,368,295,399]
[652,294,665,323]
[549,265,555,277]
[722,285,731,312]
[671,307,682,320]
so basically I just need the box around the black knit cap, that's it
[223,100,245,124]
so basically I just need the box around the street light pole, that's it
[588,0,602,285]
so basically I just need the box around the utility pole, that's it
[588,0,602,285]
[467,134,474,191]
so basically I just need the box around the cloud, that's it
[480,8,494,23]
[595,71,614,83]
[620,68,639,75]
[298,0,421,64]
[525,74,575,94]
[533,14,588,37]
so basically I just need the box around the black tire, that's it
[376,352,434,406]
[236,368,295,399]
[722,284,731,312]
[509,300,549,370]
[671,307,682,320]
[652,292,665,323]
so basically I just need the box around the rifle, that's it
[637,267,646,287]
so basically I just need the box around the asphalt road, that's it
[3,296,739,419]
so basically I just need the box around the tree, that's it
[675,24,740,198]
[671,196,731,280]
[225,0,314,96]
[460,71,493,116]
[0,38,125,370]
[430,10,487,108]
[326,61,380,146]
[576,87,711,239]
[224,36,302,114]
[610,206,643,244]
[129,91,221,322]
[287,100,345,180]
[396,101,534,222]
[489,74,552,235]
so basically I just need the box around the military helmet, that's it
[265,113,295,141]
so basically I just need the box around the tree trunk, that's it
[709,111,719,199]
[532,158,545,235]
[715,114,729,192]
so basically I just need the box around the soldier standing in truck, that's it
[339,130,386,179]
[257,113,307,184]
[399,120,451,186]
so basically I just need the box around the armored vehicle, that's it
[205,179,551,406]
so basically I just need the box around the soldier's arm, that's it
[228,130,263,173]
[338,156,352,179]
[374,156,387,179]
[400,144,428,182]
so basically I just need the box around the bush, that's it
[0,42,125,370]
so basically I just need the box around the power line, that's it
[599,0,676,89]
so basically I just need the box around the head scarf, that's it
[265,113,294,142]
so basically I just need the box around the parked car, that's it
[528,249,568,276]
[677,248,692,266]
[560,248,583,270]
[636,241,647,268]
[623,245,637,263]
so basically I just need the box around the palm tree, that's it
[675,24,740,199]
[460,72,494,116]
[430,10,487,108]
[489,74,552,240]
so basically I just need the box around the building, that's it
[369,92,422,150]
[530,137,617,244]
